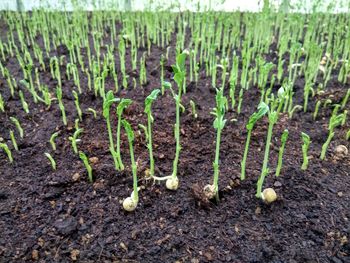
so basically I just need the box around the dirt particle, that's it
[32,250,39,260]
[89,156,99,164]
[38,238,45,247]
[274,181,282,187]
[255,206,261,215]
[204,252,213,261]
[72,173,81,181]
[70,249,80,261]
[120,242,128,251]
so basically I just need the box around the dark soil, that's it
[0,12,350,263]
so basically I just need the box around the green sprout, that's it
[301,132,311,170]
[0,143,13,163]
[341,88,350,109]
[102,91,120,170]
[241,102,269,180]
[204,88,227,202]
[0,93,4,112]
[87,108,97,119]
[276,129,289,177]
[190,100,198,119]
[346,129,350,141]
[69,128,83,155]
[10,117,24,139]
[18,90,29,114]
[50,131,59,151]
[144,89,161,178]
[9,130,18,151]
[313,100,321,120]
[72,90,82,121]
[121,120,139,212]
[79,151,93,183]
[116,98,133,171]
[152,51,188,190]
[320,113,344,160]
[44,152,56,170]
[56,87,67,126]
[256,102,279,200]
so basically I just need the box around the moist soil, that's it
[0,14,350,263]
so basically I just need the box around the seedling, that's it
[190,100,198,119]
[87,108,97,119]
[121,120,139,212]
[241,102,269,180]
[144,89,161,178]
[313,100,321,120]
[79,152,93,183]
[72,91,82,121]
[276,129,289,177]
[50,132,59,151]
[165,51,188,189]
[204,88,227,201]
[256,101,279,200]
[69,128,83,154]
[44,153,56,170]
[320,113,344,160]
[0,93,4,112]
[56,87,67,126]
[9,130,18,151]
[18,90,29,114]
[341,89,350,109]
[301,132,311,170]
[116,98,133,171]
[102,91,120,170]
[10,117,24,138]
[0,143,13,163]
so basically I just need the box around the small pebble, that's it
[32,250,39,260]
[70,249,80,261]
[72,173,81,181]
[274,181,282,187]
[89,157,99,164]
[335,145,348,157]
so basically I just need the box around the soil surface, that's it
[0,12,350,263]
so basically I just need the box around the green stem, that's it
[256,119,274,198]
[116,115,124,170]
[106,117,120,170]
[147,112,154,176]
[129,137,138,203]
[172,85,182,179]
[276,141,286,177]
[241,129,252,180]
[320,131,334,160]
[213,125,222,202]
